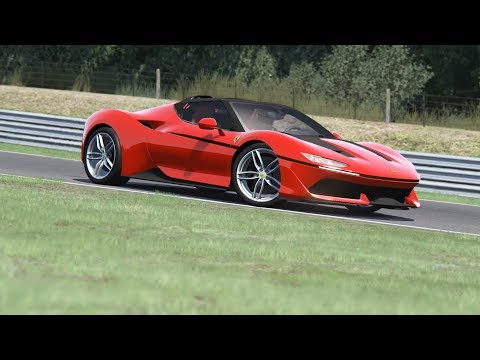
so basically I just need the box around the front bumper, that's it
[278,158,420,208]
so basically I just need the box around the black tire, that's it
[345,205,381,214]
[232,143,281,207]
[83,126,130,186]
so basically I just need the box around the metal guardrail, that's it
[0,109,479,198]
[0,109,84,152]
[399,151,480,198]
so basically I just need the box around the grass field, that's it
[0,143,81,160]
[417,191,480,207]
[0,85,170,117]
[1,175,479,314]
[1,85,480,157]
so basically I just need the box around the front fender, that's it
[358,142,411,164]
[234,131,325,164]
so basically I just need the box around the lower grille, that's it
[309,179,413,203]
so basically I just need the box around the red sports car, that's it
[81,96,420,213]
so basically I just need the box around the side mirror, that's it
[198,117,217,130]
[332,131,342,140]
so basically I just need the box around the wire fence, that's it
[1,61,480,130]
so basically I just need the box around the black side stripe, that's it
[344,140,393,162]
[169,132,239,149]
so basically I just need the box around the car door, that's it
[148,100,241,187]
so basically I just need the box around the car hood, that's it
[290,135,419,181]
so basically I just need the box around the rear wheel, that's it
[84,127,130,186]
[232,143,281,207]
[345,205,381,214]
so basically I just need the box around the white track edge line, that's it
[56,182,480,237]
[0,172,62,182]
[2,172,476,237]
[0,173,480,236]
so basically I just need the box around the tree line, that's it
[1,45,479,121]
[1,45,479,95]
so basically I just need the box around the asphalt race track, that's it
[1,150,479,236]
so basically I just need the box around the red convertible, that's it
[81,96,420,213]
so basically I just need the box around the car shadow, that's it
[71,177,415,222]
[282,201,415,222]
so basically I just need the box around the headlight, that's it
[301,152,347,168]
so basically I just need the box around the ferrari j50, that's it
[81,96,420,213]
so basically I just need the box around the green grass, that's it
[1,175,479,314]
[0,143,80,160]
[417,191,480,207]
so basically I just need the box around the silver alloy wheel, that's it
[236,148,280,203]
[86,132,116,180]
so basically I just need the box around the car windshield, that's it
[229,101,334,138]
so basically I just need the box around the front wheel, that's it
[83,126,130,186]
[232,143,281,207]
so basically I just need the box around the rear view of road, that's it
[1,150,479,235]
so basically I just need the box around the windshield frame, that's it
[225,99,335,139]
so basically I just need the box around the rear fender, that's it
[83,109,155,176]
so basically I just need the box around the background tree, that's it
[1,45,479,100]
[286,61,322,107]
[320,45,372,119]
[409,45,480,96]
[238,46,278,101]
[365,45,434,119]
[320,45,433,120]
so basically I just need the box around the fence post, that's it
[156,69,161,99]
[234,78,237,98]
[292,88,296,109]
[386,88,391,123]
